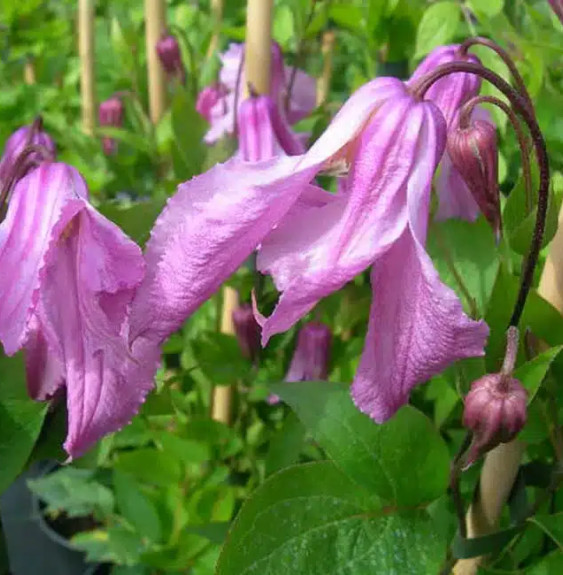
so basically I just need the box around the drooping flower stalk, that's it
[411,59,549,329]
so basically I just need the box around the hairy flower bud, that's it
[98,96,124,155]
[463,373,527,466]
[156,35,185,82]
[447,120,500,236]
[232,304,261,361]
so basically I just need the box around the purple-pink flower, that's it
[0,123,55,185]
[98,96,124,156]
[237,94,305,161]
[198,42,316,144]
[0,162,159,458]
[131,77,489,422]
[408,45,484,223]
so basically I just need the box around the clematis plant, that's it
[0,144,159,458]
[196,41,316,144]
[131,76,489,423]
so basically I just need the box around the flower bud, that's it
[268,322,332,405]
[463,373,527,467]
[156,34,185,81]
[237,95,304,162]
[196,86,222,123]
[0,122,56,185]
[232,304,261,362]
[98,96,124,155]
[287,322,332,382]
[447,120,501,236]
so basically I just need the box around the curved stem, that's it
[460,94,533,213]
[412,61,549,329]
[459,37,534,115]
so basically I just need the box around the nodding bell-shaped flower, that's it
[196,41,316,144]
[409,44,485,222]
[196,86,223,123]
[131,76,489,423]
[156,34,186,83]
[0,162,159,458]
[0,121,56,186]
[237,94,305,162]
[232,304,261,362]
[269,321,332,405]
[463,328,527,466]
[98,96,124,155]
[448,118,501,237]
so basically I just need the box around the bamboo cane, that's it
[454,205,563,575]
[78,0,96,136]
[316,30,336,107]
[211,0,274,425]
[206,0,223,59]
[144,0,167,124]
[24,59,36,85]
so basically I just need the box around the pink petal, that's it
[0,163,86,355]
[131,78,404,344]
[257,85,433,343]
[38,208,155,458]
[435,151,480,222]
[25,315,65,401]
[351,231,489,422]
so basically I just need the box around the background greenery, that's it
[0,1,563,573]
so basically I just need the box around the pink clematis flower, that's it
[131,77,488,422]
[237,94,305,161]
[198,42,316,144]
[408,45,484,222]
[0,123,56,186]
[0,162,159,458]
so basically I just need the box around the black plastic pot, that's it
[0,461,101,575]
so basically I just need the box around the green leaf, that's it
[467,0,504,18]
[529,513,563,549]
[0,353,47,494]
[265,412,306,476]
[170,87,207,181]
[152,431,211,465]
[526,550,563,574]
[72,526,145,566]
[427,217,499,315]
[114,448,183,486]
[271,382,449,506]
[113,471,162,543]
[216,462,446,575]
[95,126,154,155]
[98,200,165,247]
[452,525,523,559]
[191,332,251,385]
[415,2,461,58]
[513,346,563,402]
[329,4,365,33]
[28,468,114,519]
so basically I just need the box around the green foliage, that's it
[0,353,46,495]
[415,2,461,58]
[216,462,446,575]
[271,382,450,506]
